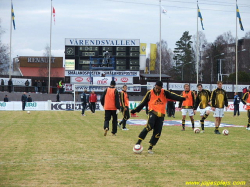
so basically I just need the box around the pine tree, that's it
[173,31,194,81]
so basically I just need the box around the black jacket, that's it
[27,97,32,102]
[21,94,28,102]
[8,80,12,86]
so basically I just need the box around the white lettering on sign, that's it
[65,38,140,46]
[65,70,139,77]
[27,57,55,63]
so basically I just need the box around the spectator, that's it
[81,89,89,116]
[56,93,60,102]
[4,95,8,102]
[33,80,38,93]
[37,80,41,93]
[58,80,63,93]
[25,79,30,92]
[8,78,12,93]
[27,95,32,102]
[102,51,110,67]
[21,92,27,111]
[56,83,60,94]
[233,92,240,117]
[42,80,46,93]
[89,91,97,113]
[1,79,4,92]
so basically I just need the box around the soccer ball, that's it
[194,128,200,133]
[133,144,143,154]
[222,129,229,135]
[27,111,30,114]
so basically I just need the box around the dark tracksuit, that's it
[101,87,120,134]
[21,94,28,111]
[81,92,89,115]
[233,94,240,116]
[133,89,185,147]
[167,100,175,117]
[119,90,130,129]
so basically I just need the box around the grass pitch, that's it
[0,110,249,187]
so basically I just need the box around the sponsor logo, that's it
[0,102,6,107]
[133,86,140,91]
[65,84,73,91]
[97,78,108,85]
[86,77,91,82]
[75,77,83,82]
[154,98,164,105]
[121,77,128,82]
[51,103,100,110]
[227,104,234,111]
[26,102,37,107]
[141,46,146,52]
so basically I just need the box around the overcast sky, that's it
[0,0,249,59]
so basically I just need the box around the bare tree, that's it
[192,31,208,82]
[0,22,9,74]
[244,31,250,39]
[39,44,52,77]
[154,40,173,75]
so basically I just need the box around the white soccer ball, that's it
[222,129,229,135]
[194,128,200,134]
[27,111,30,114]
[133,144,143,154]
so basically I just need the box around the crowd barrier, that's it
[0,101,248,112]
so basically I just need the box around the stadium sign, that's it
[50,102,103,111]
[93,77,112,85]
[25,102,37,107]
[65,70,139,77]
[74,85,141,92]
[27,57,56,63]
[0,78,32,86]
[114,77,133,84]
[70,77,91,84]
[65,38,140,46]
[0,102,7,107]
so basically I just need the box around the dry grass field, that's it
[0,110,249,187]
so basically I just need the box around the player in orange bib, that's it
[131,81,185,154]
[101,81,120,136]
[178,84,196,131]
[118,85,130,130]
[241,86,250,130]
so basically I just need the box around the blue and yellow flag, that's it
[198,5,204,30]
[11,3,16,30]
[236,5,244,31]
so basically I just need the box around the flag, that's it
[53,7,56,25]
[197,5,204,30]
[11,3,16,30]
[140,43,147,55]
[161,6,167,14]
[236,5,244,31]
[150,44,157,71]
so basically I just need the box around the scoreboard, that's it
[65,38,140,71]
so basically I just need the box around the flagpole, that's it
[9,0,13,79]
[48,0,52,94]
[196,1,199,85]
[159,0,162,81]
[236,0,238,92]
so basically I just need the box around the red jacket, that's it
[89,93,97,103]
